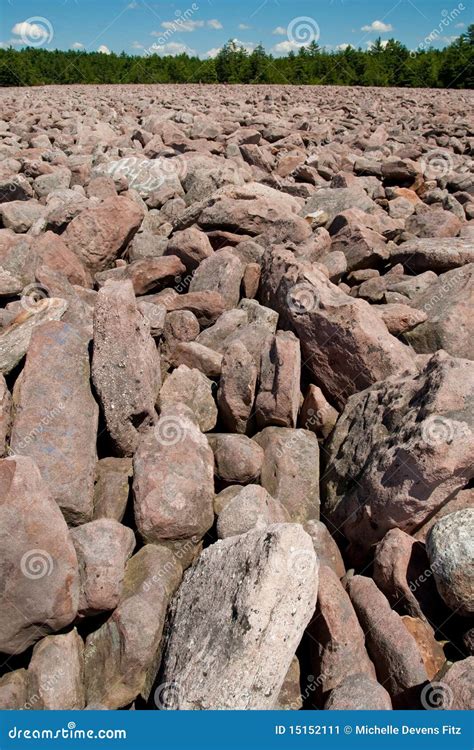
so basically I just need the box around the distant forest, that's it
[0,27,473,89]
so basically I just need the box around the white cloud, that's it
[361,20,393,33]
[206,47,221,58]
[366,39,389,49]
[160,19,204,32]
[71,41,84,49]
[335,43,350,51]
[238,24,251,30]
[131,41,144,49]
[149,41,195,56]
[441,35,458,43]
[98,45,111,54]
[127,1,139,8]
[272,39,301,53]
[272,26,287,35]
[454,22,465,28]
[208,19,223,30]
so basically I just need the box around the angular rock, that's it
[159,365,217,432]
[217,340,257,433]
[27,629,84,710]
[300,384,338,440]
[84,545,182,709]
[133,407,214,544]
[260,246,415,408]
[401,617,445,680]
[70,519,136,616]
[64,196,144,274]
[389,237,474,274]
[0,456,79,655]
[347,576,428,708]
[171,341,223,378]
[93,457,132,522]
[308,566,375,701]
[10,321,98,524]
[189,249,244,309]
[254,427,320,523]
[217,484,289,539]
[255,330,301,429]
[0,298,68,375]
[158,524,318,709]
[323,351,474,560]
[92,280,160,457]
[405,264,473,360]
[303,520,345,578]
[436,658,474,710]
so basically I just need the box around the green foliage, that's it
[0,30,472,88]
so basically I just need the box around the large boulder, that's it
[70,519,136,616]
[133,406,214,545]
[308,566,375,702]
[27,629,85,710]
[347,576,428,708]
[158,524,318,709]
[260,246,415,408]
[405,264,473,360]
[84,545,182,708]
[92,280,160,456]
[323,351,474,560]
[10,321,98,524]
[254,427,320,523]
[0,456,79,655]
[64,196,144,274]
[426,509,474,616]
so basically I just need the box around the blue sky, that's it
[1,0,471,57]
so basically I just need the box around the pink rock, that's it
[324,674,392,710]
[217,484,289,538]
[27,629,85,710]
[348,575,428,708]
[254,427,320,523]
[166,227,214,270]
[0,670,28,709]
[10,321,98,524]
[255,330,301,429]
[64,196,144,274]
[300,384,338,440]
[71,519,136,616]
[208,433,264,485]
[217,340,257,434]
[92,280,160,457]
[133,406,214,544]
[0,456,79,655]
[84,545,183,708]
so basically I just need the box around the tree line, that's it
[0,27,472,89]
